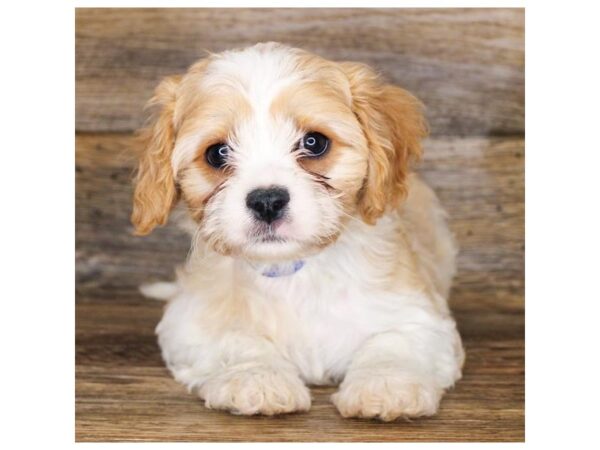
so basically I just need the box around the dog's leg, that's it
[197,356,311,416]
[332,319,464,421]
[158,322,311,416]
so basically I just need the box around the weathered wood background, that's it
[75,8,524,442]
[76,8,524,136]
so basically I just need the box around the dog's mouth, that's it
[252,231,289,245]
[249,221,289,244]
[259,234,287,243]
[239,218,331,262]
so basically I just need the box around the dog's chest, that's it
[256,270,398,384]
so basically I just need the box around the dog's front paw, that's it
[198,366,311,416]
[332,374,442,421]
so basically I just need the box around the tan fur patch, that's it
[131,75,182,235]
[339,62,428,224]
[268,65,368,221]
[177,72,252,223]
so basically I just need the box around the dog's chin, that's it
[241,238,311,262]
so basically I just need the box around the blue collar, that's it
[249,260,305,278]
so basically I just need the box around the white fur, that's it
[140,43,464,421]
[153,176,463,420]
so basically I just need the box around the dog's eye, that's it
[205,143,230,169]
[300,132,329,157]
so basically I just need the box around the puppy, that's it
[132,42,464,421]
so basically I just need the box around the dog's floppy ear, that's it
[131,75,181,235]
[340,62,427,224]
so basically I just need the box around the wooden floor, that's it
[76,134,524,442]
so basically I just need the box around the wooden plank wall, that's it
[76,8,524,135]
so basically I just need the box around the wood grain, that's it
[75,8,524,136]
[75,133,524,441]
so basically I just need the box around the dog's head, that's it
[132,43,426,261]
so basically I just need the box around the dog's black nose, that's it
[246,187,290,224]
